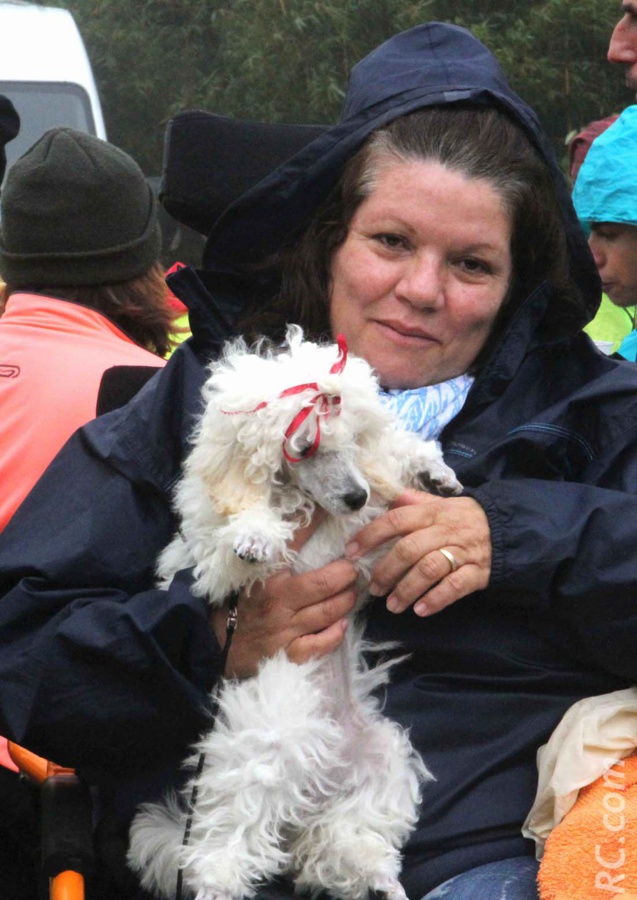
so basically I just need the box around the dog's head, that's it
[188,326,396,518]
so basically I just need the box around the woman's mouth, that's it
[375,320,438,343]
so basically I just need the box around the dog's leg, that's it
[177,505,298,603]
[290,649,431,900]
[291,713,427,900]
[138,652,346,900]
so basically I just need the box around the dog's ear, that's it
[199,451,274,519]
[187,416,278,518]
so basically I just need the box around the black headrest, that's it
[159,110,327,236]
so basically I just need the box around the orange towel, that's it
[539,751,637,899]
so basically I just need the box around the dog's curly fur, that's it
[127,326,462,900]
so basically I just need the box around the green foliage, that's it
[55,0,631,176]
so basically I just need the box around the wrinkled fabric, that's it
[572,105,637,229]
[619,328,637,361]
[379,375,474,441]
[523,688,637,857]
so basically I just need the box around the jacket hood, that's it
[572,105,637,232]
[204,22,599,333]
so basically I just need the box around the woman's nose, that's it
[395,253,444,308]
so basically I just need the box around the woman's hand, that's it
[210,514,358,679]
[345,489,492,617]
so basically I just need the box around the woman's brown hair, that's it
[4,261,176,357]
[241,104,577,365]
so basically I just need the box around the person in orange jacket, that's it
[0,125,173,897]
[0,126,175,533]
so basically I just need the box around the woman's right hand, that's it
[210,517,358,679]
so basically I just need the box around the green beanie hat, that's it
[0,127,161,287]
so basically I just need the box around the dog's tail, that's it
[127,792,186,900]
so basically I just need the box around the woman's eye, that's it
[374,233,407,250]
[592,224,622,242]
[458,257,490,274]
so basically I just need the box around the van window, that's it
[0,81,97,173]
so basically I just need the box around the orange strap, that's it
[7,742,74,784]
[51,870,84,900]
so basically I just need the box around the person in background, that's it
[572,106,637,360]
[609,1,637,93]
[0,94,19,187]
[0,126,171,898]
[0,93,19,311]
[0,91,36,900]
[568,114,620,185]
[568,114,634,354]
[0,127,174,531]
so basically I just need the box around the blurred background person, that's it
[568,113,633,355]
[0,93,19,187]
[572,106,637,360]
[0,126,174,533]
[608,1,637,94]
[0,127,174,898]
[0,93,20,304]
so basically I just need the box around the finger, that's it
[412,564,488,617]
[345,497,439,559]
[367,527,454,599]
[250,559,357,618]
[287,618,349,665]
[284,558,358,610]
[384,547,461,613]
[293,587,357,634]
[390,488,430,508]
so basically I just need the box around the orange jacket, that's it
[0,293,165,532]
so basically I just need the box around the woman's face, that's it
[329,159,513,389]
[588,223,637,309]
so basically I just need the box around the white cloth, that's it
[522,687,637,858]
[378,373,474,441]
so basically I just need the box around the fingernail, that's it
[368,581,383,596]
[386,595,400,613]
[345,541,360,559]
[414,601,429,617]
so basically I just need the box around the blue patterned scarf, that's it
[379,373,474,441]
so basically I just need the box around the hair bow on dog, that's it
[222,334,348,463]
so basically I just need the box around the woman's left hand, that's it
[345,489,492,617]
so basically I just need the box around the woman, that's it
[572,105,637,360]
[0,22,635,900]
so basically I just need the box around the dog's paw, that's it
[233,533,275,563]
[417,461,462,497]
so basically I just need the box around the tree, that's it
[56,0,631,177]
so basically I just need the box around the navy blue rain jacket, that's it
[1,22,637,897]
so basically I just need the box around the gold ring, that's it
[438,548,458,573]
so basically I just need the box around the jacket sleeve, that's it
[466,472,637,682]
[0,428,224,779]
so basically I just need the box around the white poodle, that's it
[128,326,462,900]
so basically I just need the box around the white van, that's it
[0,1,106,176]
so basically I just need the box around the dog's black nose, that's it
[342,488,368,511]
